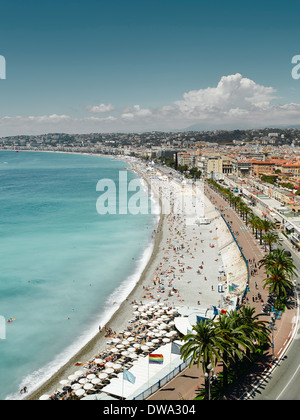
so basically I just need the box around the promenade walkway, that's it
[148,183,298,400]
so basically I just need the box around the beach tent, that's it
[101,342,182,400]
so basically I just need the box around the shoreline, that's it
[25,161,164,400]
[22,154,247,400]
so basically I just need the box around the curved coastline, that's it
[22,153,248,401]
[25,156,163,400]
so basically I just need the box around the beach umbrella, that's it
[75,388,85,397]
[133,343,141,349]
[152,338,160,344]
[162,337,170,343]
[91,377,101,385]
[83,383,94,391]
[68,374,78,382]
[79,378,88,385]
[104,368,114,374]
[145,341,154,347]
[130,353,139,359]
[141,345,149,352]
[105,362,114,368]
[87,373,96,380]
[112,338,120,343]
[128,347,136,353]
[124,331,131,336]
[59,379,70,386]
[121,350,129,357]
[127,336,135,342]
[112,363,122,370]
[94,358,104,364]
[116,344,124,349]
[74,370,84,376]
[71,383,82,390]
[98,372,108,380]
[39,394,50,400]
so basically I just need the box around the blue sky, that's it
[0,0,300,135]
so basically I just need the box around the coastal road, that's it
[206,183,299,400]
[252,238,300,400]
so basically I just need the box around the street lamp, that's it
[204,363,214,400]
[269,314,276,360]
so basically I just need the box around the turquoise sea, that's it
[0,151,158,400]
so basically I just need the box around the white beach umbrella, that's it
[104,368,114,374]
[75,388,85,397]
[68,374,78,382]
[121,350,129,357]
[105,362,114,368]
[91,377,101,385]
[127,336,135,342]
[83,383,94,391]
[79,378,88,385]
[94,358,104,364]
[87,373,96,380]
[141,345,149,352]
[162,337,170,343]
[71,383,82,390]
[98,372,108,379]
[116,344,124,349]
[128,346,136,353]
[112,363,122,370]
[124,331,131,336]
[133,343,141,349]
[74,370,84,376]
[39,394,50,400]
[130,353,139,359]
[59,379,70,386]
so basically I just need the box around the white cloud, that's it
[174,73,276,117]
[121,105,152,120]
[86,103,115,113]
[1,74,300,136]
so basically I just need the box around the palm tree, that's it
[262,231,279,252]
[249,214,261,240]
[263,265,294,309]
[237,306,271,358]
[214,311,250,389]
[180,320,223,399]
[259,248,297,280]
[260,219,275,236]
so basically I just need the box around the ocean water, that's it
[0,151,158,400]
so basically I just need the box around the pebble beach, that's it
[26,158,248,400]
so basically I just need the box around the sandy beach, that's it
[26,157,247,400]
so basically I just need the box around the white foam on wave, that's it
[8,187,161,400]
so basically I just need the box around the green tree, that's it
[180,321,223,399]
[262,231,279,252]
